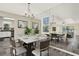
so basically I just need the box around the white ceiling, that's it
[0,3,60,16]
[0,3,79,24]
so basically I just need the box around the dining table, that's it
[19,35,48,56]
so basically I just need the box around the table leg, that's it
[27,43,33,56]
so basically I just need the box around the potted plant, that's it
[24,27,32,35]
[34,27,39,34]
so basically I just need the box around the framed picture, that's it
[18,20,28,28]
[32,22,39,29]
[52,27,56,31]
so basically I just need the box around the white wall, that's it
[39,3,79,19]
[39,3,79,34]
[0,10,40,40]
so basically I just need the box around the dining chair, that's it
[32,39,50,56]
[10,37,27,56]
[62,33,67,43]
[51,34,59,43]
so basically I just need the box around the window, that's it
[43,17,49,32]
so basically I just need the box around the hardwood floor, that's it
[0,38,11,56]
[0,38,77,56]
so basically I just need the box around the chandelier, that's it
[25,3,34,18]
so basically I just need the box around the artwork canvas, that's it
[52,27,56,31]
[32,22,38,29]
[18,20,28,28]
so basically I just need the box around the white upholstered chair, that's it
[10,37,27,56]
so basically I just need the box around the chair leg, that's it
[10,48,13,56]
[47,48,49,56]
[10,48,15,56]
[40,52,42,56]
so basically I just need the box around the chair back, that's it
[63,33,67,42]
[40,40,50,50]
[10,38,16,47]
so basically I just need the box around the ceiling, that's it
[0,3,60,16]
[0,3,79,24]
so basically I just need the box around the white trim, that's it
[50,45,79,56]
